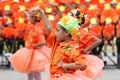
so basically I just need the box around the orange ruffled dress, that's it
[8,24,51,73]
[73,28,104,79]
[45,41,92,80]
[44,29,94,80]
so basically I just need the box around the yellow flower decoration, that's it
[79,12,84,18]
[71,9,85,25]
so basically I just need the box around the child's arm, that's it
[64,3,71,9]
[59,47,87,71]
[44,0,62,18]
[33,7,52,32]
[48,2,62,18]
[26,7,52,32]
[32,41,46,48]
[62,63,86,71]
[116,26,119,38]
[39,9,52,32]
[83,38,102,54]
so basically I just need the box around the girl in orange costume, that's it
[37,5,104,79]
[37,7,92,80]
[103,17,115,56]
[8,8,51,80]
[2,27,15,53]
[70,9,104,80]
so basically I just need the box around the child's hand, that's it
[58,61,73,73]
[33,6,41,12]
[43,0,58,7]
[82,49,91,54]
[58,61,64,67]
[62,68,74,73]
[48,2,58,7]
[62,64,74,73]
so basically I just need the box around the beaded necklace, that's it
[52,45,72,66]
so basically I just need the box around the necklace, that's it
[52,45,72,66]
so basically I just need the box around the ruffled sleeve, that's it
[84,33,98,47]
[75,29,98,49]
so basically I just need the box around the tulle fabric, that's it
[8,46,51,73]
[44,73,92,80]
[75,54,104,79]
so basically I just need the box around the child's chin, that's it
[56,38,59,41]
[56,40,60,42]
[56,39,61,42]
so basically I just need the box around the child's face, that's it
[4,10,11,16]
[55,25,68,42]
[28,13,36,24]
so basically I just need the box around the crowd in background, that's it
[0,0,119,65]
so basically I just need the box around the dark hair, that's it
[71,10,85,25]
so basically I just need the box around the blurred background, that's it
[0,0,120,80]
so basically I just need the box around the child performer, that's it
[36,7,92,80]
[70,9,102,54]
[103,17,115,56]
[8,8,50,80]
[70,9,104,80]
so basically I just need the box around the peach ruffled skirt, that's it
[75,54,104,80]
[8,46,51,73]
[44,73,92,80]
